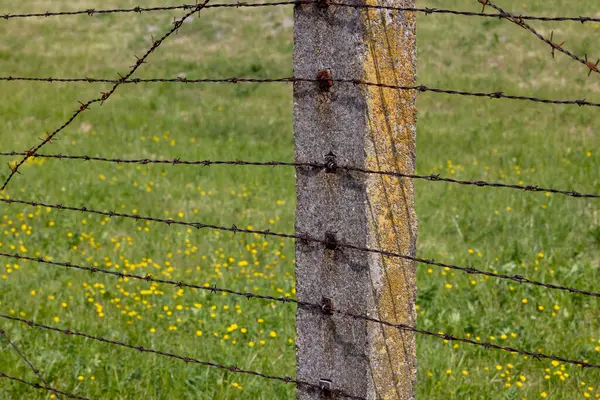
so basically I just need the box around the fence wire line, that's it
[1,196,599,300]
[2,248,600,371]
[482,0,600,77]
[1,0,211,191]
[0,328,63,400]
[0,315,363,400]
[1,301,600,372]
[2,152,598,199]
[1,1,597,396]
[0,372,89,400]
[1,75,599,109]
[2,1,600,23]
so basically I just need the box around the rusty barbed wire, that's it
[1,1,211,191]
[0,328,63,400]
[1,152,598,199]
[480,0,600,77]
[0,314,363,400]
[0,372,89,400]
[330,2,600,23]
[1,196,600,299]
[1,302,599,372]
[335,310,600,370]
[2,244,600,323]
[1,75,599,109]
[0,1,301,19]
[2,1,600,23]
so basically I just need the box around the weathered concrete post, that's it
[294,0,418,399]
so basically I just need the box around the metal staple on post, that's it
[294,0,418,398]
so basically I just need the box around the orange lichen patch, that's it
[362,1,418,399]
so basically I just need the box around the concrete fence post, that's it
[294,1,418,399]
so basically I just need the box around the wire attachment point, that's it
[321,297,334,315]
[324,151,337,173]
[316,69,333,90]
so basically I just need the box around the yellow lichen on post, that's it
[363,2,418,399]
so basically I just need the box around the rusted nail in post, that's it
[316,69,333,90]
[324,151,337,173]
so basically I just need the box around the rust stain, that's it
[362,1,418,399]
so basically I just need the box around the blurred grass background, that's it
[0,0,598,398]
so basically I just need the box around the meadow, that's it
[0,0,599,398]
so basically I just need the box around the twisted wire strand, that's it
[1,302,599,372]
[1,1,599,23]
[1,196,599,299]
[2,152,597,199]
[1,76,598,109]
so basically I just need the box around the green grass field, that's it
[0,0,599,399]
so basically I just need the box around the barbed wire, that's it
[0,250,302,305]
[0,1,300,19]
[1,1,211,191]
[0,372,89,400]
[1,301,599,372]
[3,245,600,331]
[2,0,599,395]
[0,328,62,400]
[2,152,598,199]
[330,2,600,23]
[1,1,600,23]
[0,314,363,400]
[1,75,599,109]
[481,0,600,77]
[1,196,599,299]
